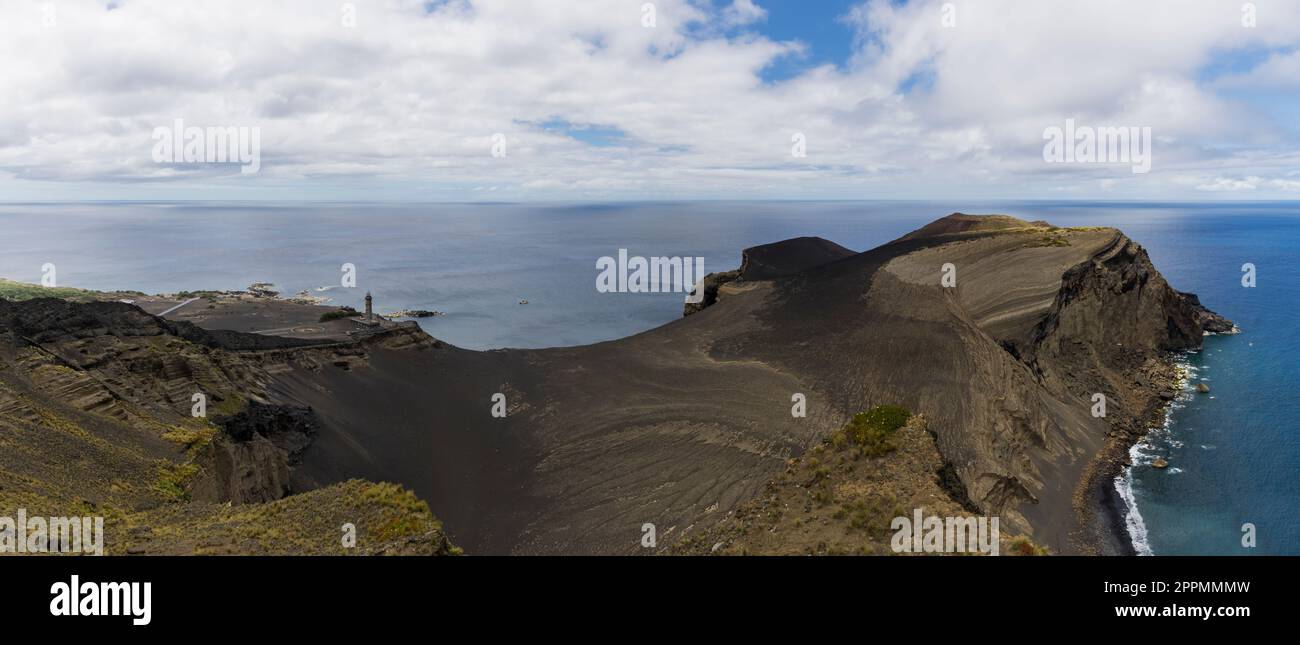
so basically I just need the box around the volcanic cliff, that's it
[268,213,1229,554]
[0,213,1230,556]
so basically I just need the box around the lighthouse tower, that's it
[364,291,373,322]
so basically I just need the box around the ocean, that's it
[1,200,1294,555]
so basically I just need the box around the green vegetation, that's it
[107,480,457,555]
[1031,234,1071,247]
[0,278,99,302]
[0,278,147,303]
[831,405,911,458]
[174,290,224,301]
[319,306,361,323]
[206,392,247,419]
[361,482,440,542]
[154,462,201,503]
[160,424,218,452]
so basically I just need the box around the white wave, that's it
[1114,351,1200,556]
[1114,463,1154,556]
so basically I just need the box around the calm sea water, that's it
[0,200,1294,555]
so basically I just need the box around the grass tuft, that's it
[831,405,911,457]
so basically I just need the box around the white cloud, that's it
[1216,50,1300,89]
[1196,176,1262,192]
[721,0,767,28]
[0,0,1297,200]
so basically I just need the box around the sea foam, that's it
[1114,351,1198,556]
[1114,463,1153,556]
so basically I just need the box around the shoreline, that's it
[1083,336,1233,556]
[1079,419,1145,556]
[1114,356,1197,556]
[1078,354,1184,556]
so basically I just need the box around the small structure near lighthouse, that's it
[351,291,383,329]
[345,292,415,338]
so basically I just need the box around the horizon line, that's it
[4,198,1300,206]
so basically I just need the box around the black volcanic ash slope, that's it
[270,213,1229,555]
[0,214,1226,556]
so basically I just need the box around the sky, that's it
[0,0,1298,201]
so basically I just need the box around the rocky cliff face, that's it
[187,402,317,504]
[817,220,1228,551]
[949,229,1227,550]
[0,297,453,555]
[1010,235,1233,551]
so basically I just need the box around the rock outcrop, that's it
[0,297,453,555]
[684,236,854,316]
[1179,291,1236,333]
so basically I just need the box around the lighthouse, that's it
[364,291,373,322]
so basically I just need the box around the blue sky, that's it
[745,0,860,82]
[1198,44,1300,138]
[1,0,1298,201]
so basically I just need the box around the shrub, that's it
[174,290,224,300]
[835,405,910,457]
[319,306,361,323]
[1008,536,1050,556]
[154,462,200,503]
[161,425,218,451]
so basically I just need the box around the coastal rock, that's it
[1152,457,1169,469]
[684,236,854,316]
[1195,382,1211,393]
[383,309,442,319]
[247,282,279,298]
[289,289,332,305]
[683,268,739,316]
[1179,291,1236,334]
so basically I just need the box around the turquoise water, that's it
[0,200,1294,554]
